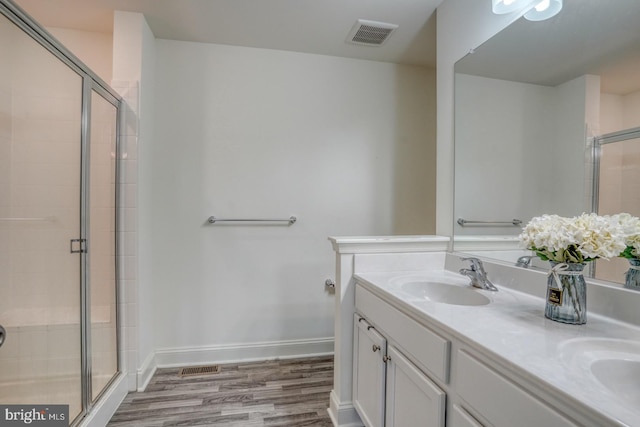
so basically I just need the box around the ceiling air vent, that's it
[346,19,398,46]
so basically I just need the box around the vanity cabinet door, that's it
[450,405,483,427]
[353,314,387,427]
[385,345,446,427]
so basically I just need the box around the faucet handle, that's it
[460,256,484,271]
[516,255,534,268]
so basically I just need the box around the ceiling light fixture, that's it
[523,0,563,21]
[491,0,536,15]
[491,0,562,21]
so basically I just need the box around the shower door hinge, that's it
[70,238,87,254]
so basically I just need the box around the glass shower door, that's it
[88,89,118,402]
[0,11,83,421]
[595,135,640,283]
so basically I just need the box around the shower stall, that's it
[593,127,640,283]
[0,1,121,424]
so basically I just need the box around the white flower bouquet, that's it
[611,213,640,260]
[519,213,626,264]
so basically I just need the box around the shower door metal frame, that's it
[592,126,640,214]
[82,80,122,414]
[0,0,123,424]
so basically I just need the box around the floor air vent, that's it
[179,365,220,377]
[346,19,398,46]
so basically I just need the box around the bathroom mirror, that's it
[453,0,640,283]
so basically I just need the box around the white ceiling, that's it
[14,0,442,68]
[455,0,640,95]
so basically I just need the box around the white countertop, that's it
[354,269,640,427]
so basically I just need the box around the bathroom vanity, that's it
[328,237,640,427]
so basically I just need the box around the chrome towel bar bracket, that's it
[207,216,297,225]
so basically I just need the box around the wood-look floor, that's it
[108,355,334,427]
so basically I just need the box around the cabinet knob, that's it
[372,344,381,352]
[383,355,391,363]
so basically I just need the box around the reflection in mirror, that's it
[453,0,640,284]
[594,130,640,282]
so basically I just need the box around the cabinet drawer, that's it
[356,284,450,383]
[457,350,578,427]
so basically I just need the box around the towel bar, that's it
[207,216,297,225]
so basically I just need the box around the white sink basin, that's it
[591,359,640,405]
[559,338,640,406]
[400,281,490,306]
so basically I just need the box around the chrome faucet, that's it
[459,257,498,291]
[515,255,534,268]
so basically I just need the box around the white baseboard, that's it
[79,374,128,427]
[155,337,334,368]
[134,337,333,391]
[136,350,157,392]
[126,372,137,392]
[328,390,363,427]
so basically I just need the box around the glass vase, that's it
[624,259,640,290]
[545,262,586,325]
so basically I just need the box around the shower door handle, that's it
[0,325,5,348]
[70,239,87,254]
